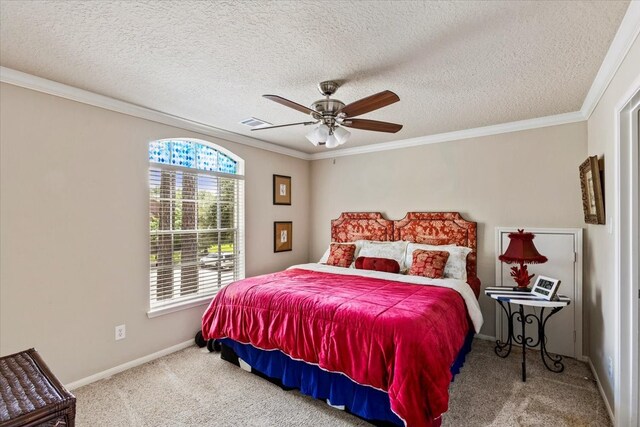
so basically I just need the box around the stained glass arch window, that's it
[149,139,242,175]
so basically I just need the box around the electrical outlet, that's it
[607,356,613,379]
[115,324,126,341]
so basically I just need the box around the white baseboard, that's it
[585,356,615,424]
[474,333,496,342]
[65,339,194,391]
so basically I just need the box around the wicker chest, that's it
[0,349,76,427]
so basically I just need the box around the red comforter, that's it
[202,268,471,426]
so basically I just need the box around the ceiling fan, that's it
[251,81,402,148]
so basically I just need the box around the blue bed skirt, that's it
[219,329,475,426]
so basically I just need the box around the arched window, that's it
[148,139,244,315]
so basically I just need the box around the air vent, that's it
[239,117,272,127]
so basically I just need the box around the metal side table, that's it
[485,287,571,382]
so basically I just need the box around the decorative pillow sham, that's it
[441,246,472,281]
[358,240,409,271]
[404,243,454,270]
[408,250,450,279]
[405,243,472,281]
[326,243,357,268]
[319,241,364,265]
[355,256,401,274]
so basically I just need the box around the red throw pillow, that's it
[326,243,357,268]
[409,250,450,279]
[355,256,401,274]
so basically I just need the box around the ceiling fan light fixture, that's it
[305,128,320,146]
[333,126,350,145]
[305,124,330,146]
[325,134,339,149]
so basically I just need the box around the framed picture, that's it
[274,221,292,252]
[273,175,291,205]
[579,156,605,224]
[531,275,561,301]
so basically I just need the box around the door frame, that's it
[614,80,639,427]
[494,227,584,361]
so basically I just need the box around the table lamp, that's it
[499,229,548,291]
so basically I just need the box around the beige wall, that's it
[0,83,310,384]
[309,122,587,338]
[586,34,640,409]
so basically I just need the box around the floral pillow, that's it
[319,240,364,266]
[326,243,357,268]
[409,250,450,279]
[405,243,472,281]
[404,243,455,271]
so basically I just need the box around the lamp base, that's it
[512,286,531,292]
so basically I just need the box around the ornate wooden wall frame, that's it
[579,156,605,224]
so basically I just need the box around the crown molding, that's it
[0,66,584,162]
[309,111,585,160]
[581,1,640,119]
[0,66,312,161]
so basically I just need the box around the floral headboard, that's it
[393,212,478,281]
[331,212,394,242]
[330,211,480,296]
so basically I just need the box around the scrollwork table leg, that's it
[519,304,527,382]
[538,306,565,373]
[494,300,513,358]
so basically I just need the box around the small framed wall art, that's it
[274,221,292,252]
[530,275,561,301]
[273,175,292,205]
[579,156,605,224]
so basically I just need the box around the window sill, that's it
[147,296,213,318]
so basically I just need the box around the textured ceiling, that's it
[0,1,629,154]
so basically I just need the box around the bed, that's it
[201,212,483,426]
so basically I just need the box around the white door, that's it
[495,228,582,358]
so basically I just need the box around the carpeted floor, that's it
[73,339,610,426]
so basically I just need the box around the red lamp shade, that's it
[499,230,547,289]
[499,230,548,265]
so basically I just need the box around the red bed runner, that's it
[202,268,470,426]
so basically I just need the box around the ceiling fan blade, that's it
[263,95,318,116]
[338,90,400,118]
[341,119,403,133]
[250,121,317,131]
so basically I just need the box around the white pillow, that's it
[318,241,365,266]
[358,241,409,271]
[405,243,472,281]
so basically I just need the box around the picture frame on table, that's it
[531,275,561,301]
[273,175,291,205]
[274,221,292,252]
[579,156,605,224]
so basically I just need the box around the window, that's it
[148,139,244,316]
